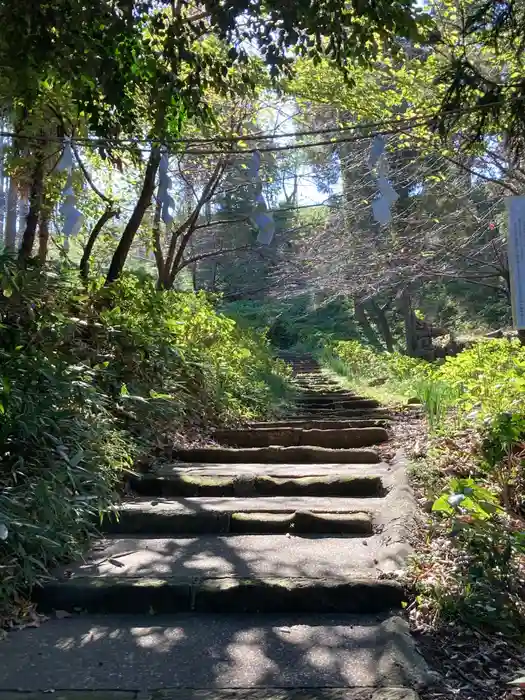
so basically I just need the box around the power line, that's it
[0,118,432,157]
[0,94,519,154]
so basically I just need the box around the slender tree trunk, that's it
[152,192,166,286]
[37,207,50,263]
[368,299,395,352]
[4,177,17,251]
[19,157,45,262]
[399,289,418,356]
[80,207,118,281]
[105,146,161,284]
[354,298,380,347]
[0,123,5,242]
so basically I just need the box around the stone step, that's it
[129,463,386,498]
[0,692,421,700]
[213,427,389,449]
[287,411,390,421]
[35,576,405,617]
[296,389,360,396]
[171,446,380,464]
[296,398,380,409]
[103,496,383,535]
[0,613,428,692]
[295,392,365,399]
[294,377,339,384]
[34,534,405,614]
[289,368,323,372]
[294,386,343,392]
[294,371,324,377]
[248,419,391,430]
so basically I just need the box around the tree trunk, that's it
[354,298,380,348]
[80,207,118,281]
[399,289,418,356]
[151,192,165,286]
[4,177,17,251]
[37,206,50,263]
[19,157,45,262]
[105,146,161,284]
[0,123,5,242]
[368,299,395,352]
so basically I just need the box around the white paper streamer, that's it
[372,196,392,226]
[368,136,385,168]
[369,137,398,226]
[377,175,399,205]
[56,137,74,173]
[60,173,84,242]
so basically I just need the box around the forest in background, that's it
[0,0,518,353]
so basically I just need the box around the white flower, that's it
[0,523,8,540]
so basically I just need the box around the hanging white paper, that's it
[377,175,399,205]
[372,196,392,226]
[368,135,385,168]
[60,174,83,240]
[56,137,74,173]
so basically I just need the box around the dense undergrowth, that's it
[326,338,525,637]
[0,256,289,626]
[224,296,364,350]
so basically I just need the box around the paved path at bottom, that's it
[1,354,428,699]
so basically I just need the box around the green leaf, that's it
[432,495,454,514]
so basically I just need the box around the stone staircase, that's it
[1,354,428,699]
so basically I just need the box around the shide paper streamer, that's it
[223,149,276,245]
[369,135,398,226]
[56,137,84,251]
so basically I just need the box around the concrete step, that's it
[34,534,406,614]
[129,463,386,498]
[293,378,340,385]
[35,575,406,616]
[287,411,391,421]
[103,496,384,535]
[171,446,380,464]
[296,398,380,409]
[292,380,342,393]
[295,392,368,400]
[213,427,389,449]
[247,419,391,430]
[0,692,421,700]
[0,613,428,692]
[296,389,361,396]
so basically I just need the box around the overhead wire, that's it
[0,94,517,155]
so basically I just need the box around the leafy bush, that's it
[328,336,525,633]
[426,477,525,632]
[331,337,525,427]
[330,340,432,382]
[0,259,288,624]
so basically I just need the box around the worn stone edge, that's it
[34,576,406,614]
[373,451,419,576]
[0,689,420,700]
